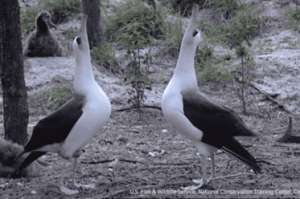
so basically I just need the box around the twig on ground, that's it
[81,158,146,165]
[119,158,146,165]
[81,159,115,165]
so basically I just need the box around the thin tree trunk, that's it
[81,0,103,48]
[0,0,29,145]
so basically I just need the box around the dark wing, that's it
[24,97,84,152]
[183,91,260,172]
[183,91,255,139]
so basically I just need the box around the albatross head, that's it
[72,15,90,60]
[36,11,56,32]
[181,4,203,49]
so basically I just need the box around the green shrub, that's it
[106,0,166,49]
[40,0,81,23]
[91,43,119,73]
[202,5,261,48]
[208,0,239,20]
[196,46,232,82]
[21,7,39,34]
[106,0,165,111]
[159,0,238,17]
[222,6,261,48]
[197,45,213,69]
[159,0,206,16]
[163,16,184,57]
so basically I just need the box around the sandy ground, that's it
[1,81,300,198]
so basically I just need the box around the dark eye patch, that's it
[76,37,82,45]
[193,30,198,37]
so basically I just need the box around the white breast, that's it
[162,79,203,141]
[60,83,111,158]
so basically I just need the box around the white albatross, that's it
[14,15,111,195]
[161,5,261,188]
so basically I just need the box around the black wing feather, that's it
[182,91,260,172]
[24,97,84,152]
[183,91,255,138]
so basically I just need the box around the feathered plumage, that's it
[24,11,62,57]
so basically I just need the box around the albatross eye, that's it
[76,37,82,45]
[193,30,198,37]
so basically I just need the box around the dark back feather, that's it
[183,91,256,141]
[24,96,84,152]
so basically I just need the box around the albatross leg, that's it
[183,154,209,190]
[71,151,96,189]
[59,158,80,195]
[192,154,208,185]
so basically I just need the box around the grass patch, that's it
[21,7,39,34]
[287,7,300,31]
[91,43,119,73]
[29,84,72,115]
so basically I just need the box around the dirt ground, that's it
[1,82,300,199]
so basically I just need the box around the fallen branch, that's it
[115,105,161,112]
[234,75,293,115]
[249,83,293,115]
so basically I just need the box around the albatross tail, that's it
[222,139,261,173]
[13,151,46,177]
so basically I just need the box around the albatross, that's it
[161,5,261,188]
[24,11,63,57]
[15,15,111,195]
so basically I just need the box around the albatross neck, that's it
[173,44,198,90]
[74,52,96,95]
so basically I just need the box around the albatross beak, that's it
[79,14,89,49]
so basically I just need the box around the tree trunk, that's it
[81,0,103,48]
[0,0,29,145]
